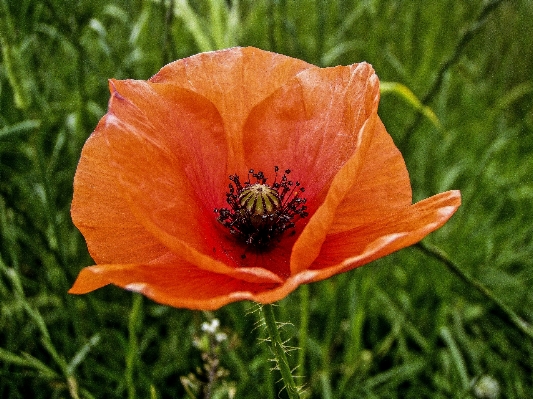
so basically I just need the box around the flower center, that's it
[215,167,308,251]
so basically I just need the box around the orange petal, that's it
[76,79,284,284]
[68,260,312,310]
[73,79,229,264]
[308,190,461,282]
[254,63,379,275]
[103,82,225,253]
[71,118,168,264]
[243,62,379,201]
[100,121,280,282]
[107,79,229,212]
[121,193,284,284]
[149,47,313,173]
[240,62,382,275]
[328,117,412,234]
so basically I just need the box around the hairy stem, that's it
[261,304,300,399]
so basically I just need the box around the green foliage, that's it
[1,0,532,397]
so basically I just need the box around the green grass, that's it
[1,0,533,397]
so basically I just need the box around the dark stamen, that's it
[214,167,308,251]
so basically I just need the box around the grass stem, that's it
[126,294,143,399]
[417,242,533,340]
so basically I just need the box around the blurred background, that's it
[1,0,532,398]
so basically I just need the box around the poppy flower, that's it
[69,47,460,310]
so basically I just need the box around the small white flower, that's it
[215,332,228,342]
[201,318,220,334]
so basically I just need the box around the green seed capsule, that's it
[239,184,280,215]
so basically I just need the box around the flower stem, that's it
[261,304,301,399]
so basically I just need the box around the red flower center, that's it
[215,167,308,252]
